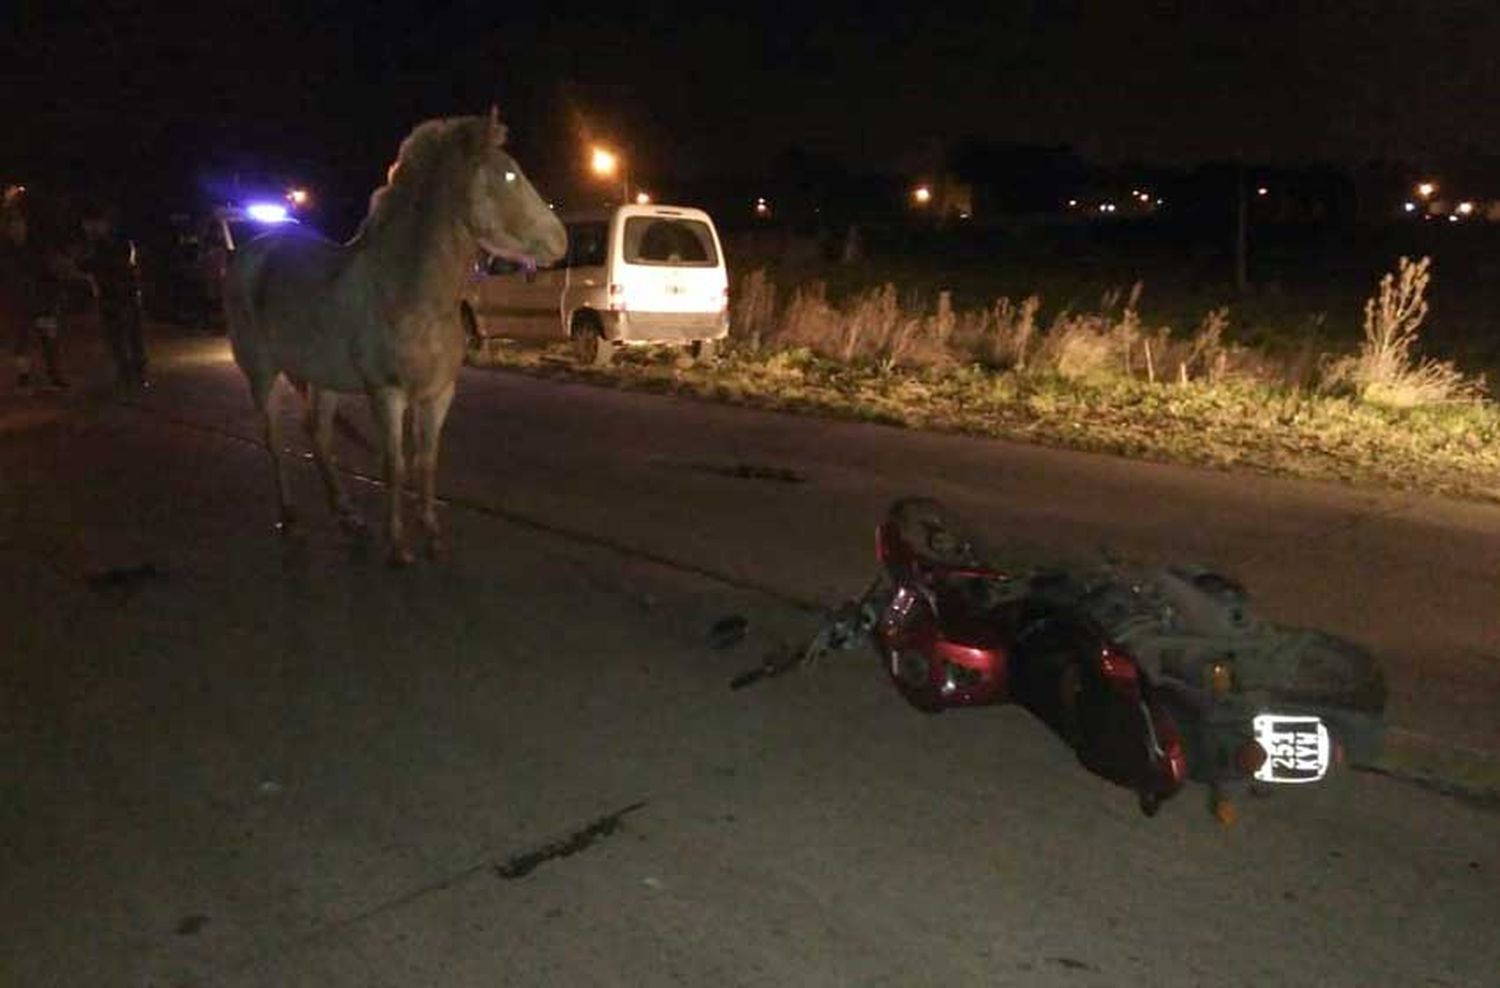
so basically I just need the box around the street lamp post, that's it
[590,145,629,203]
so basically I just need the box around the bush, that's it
[1323,256,1486,407]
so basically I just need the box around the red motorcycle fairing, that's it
[873,498,1187,813]
[875,525,1015,711]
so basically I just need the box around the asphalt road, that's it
[2,328,1497,986]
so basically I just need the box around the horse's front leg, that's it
[371,387,413,566]
[412,382,456,558]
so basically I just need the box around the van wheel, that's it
[572,322,613,367]
[690,339,719,365]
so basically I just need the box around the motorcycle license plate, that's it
[1253,714,1332,784]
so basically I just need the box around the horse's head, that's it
[466,108,567,268]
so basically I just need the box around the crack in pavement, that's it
[494,801,649,880]
[212,801,650,978]
[677,460,809,485]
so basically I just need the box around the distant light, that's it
[1403,201,1417,213]
[285,186,310,207]
[1449,215,1460,223]
[1416,181,1437,199]
[1457,201,1475,216]
[959,211,971,220]
[912,185,933,205]
[1067,198,1078,207]
[635,191,652,205]
[754,199,771,217]
[590,146,619,178]
[1257,186,1269,197]
[245,203,291,223]
[1131,189,1142,197]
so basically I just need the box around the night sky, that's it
[5,1,1499,227]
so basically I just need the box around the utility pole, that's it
[1234,162,1249,294]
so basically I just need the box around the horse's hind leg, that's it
[371,386,413,566]
[249,373,296,532]
[412,383,456,558]
[304,385,365,535]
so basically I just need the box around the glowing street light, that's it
[589,145,629,201]
[285,186,311,209]
[1256,186,1269,197]
[1403,201,1417,213]
[1457,201,1475,216]
[1416,181,1437,199]
[634,191,652,205]
[590,146,618,177]
[912,185,933,206]
[754,196,771,217]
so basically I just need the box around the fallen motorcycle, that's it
[780,498,1387,822]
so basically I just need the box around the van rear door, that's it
[616,213,725,316]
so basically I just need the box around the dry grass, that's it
[1323,256,1487,407]
[731,262,1488,406]
[734,271,1274,388]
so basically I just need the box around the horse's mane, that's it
[353,114,508,244]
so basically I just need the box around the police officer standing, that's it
[80,204,148,389]
[1,202,69,392]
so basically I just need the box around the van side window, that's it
[486,255,524,275]
[565,222,607,268]
[622,218,718,267]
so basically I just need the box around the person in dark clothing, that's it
[1,208,68,391]
[80,206,148,388]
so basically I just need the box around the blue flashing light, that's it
[246,202,292,223]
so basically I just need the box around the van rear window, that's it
[622,217,718,267]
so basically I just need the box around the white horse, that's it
[226,109,566,564]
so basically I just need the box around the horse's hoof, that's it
[388,546,416,568]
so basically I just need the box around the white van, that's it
[463,203,729,365]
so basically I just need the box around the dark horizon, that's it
[5,2,1500,226]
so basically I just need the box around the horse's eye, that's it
[504,171,517,183]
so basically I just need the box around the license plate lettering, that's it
[1253,714,1331,784]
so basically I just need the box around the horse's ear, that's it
[487,105,508,147]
